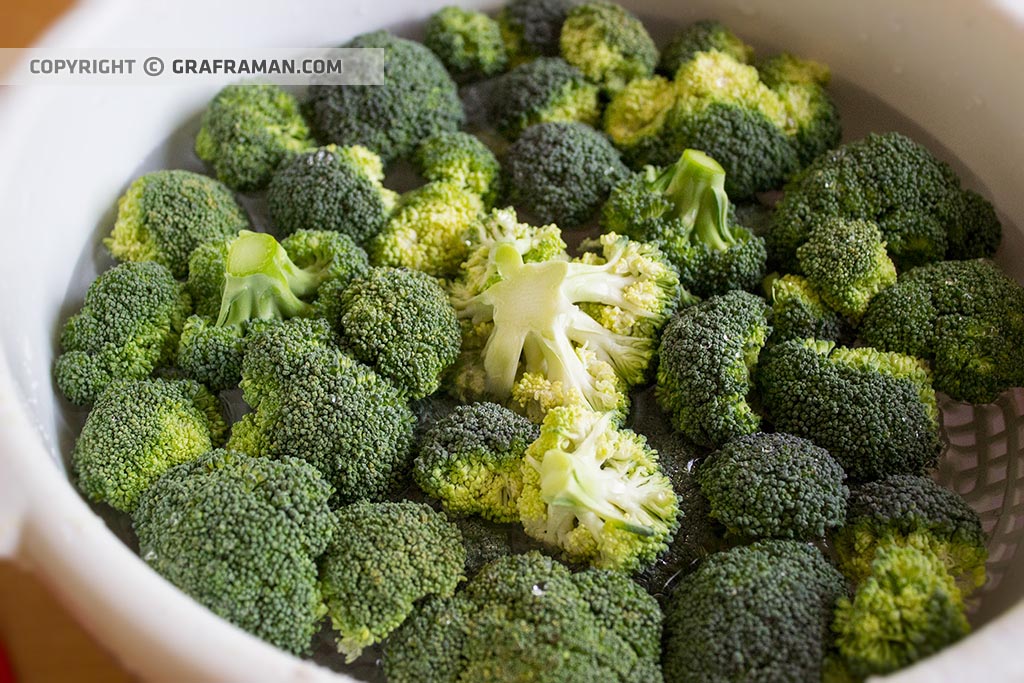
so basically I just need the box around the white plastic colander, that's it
[1,0,1023,681]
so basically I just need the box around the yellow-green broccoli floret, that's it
[658,19,754,75]
[492,57,601,138]
[559,1,657,95]
[425,6,508,82]
[766,273,848,344]
[412,130,502,207]
[757,52,841,165]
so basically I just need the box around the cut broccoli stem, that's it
[217,231,316,328]
[658,149,736,250]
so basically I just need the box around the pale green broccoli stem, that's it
[658,149,737,249]
[216,231,316,328]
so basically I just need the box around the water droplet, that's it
[532,584,546,596]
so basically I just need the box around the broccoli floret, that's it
[504,121,629,228]
[757,52,841,166]
[227,318,416,503]
[766,273,849,344]
[698,431,848,540]
[757,339,942,481]
[133,449,334,655]
[833,474,987,594]
[55,261,191,405]
[415,402,538,522]
[194,84,313,191]
[492,58,601,139]
[266,144,394,243]
[518,404,679,571]
[860,259,1024,403]
[605,50,809,199]
[104,170,249,278]
[831,542,970,679]
[602,148,768,297]
[384,552,664,683]
[368,181,485,278]
[559,1,657,95]
[796,217,897,320]
[452,515,531,577]
[412,130,502,207]
[71,378,226,512]
[318,501,465,661]
[307,31,464,165]
[185,239,231,318]
[449,218,679,420]
[326,266,461,399]
[425,7,508,82]
[767,132,1002,271]
[656,291,771,448]
[662,540,844,683]
[658,19,753,75]
[497,0,573,62]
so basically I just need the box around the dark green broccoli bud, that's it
[415,402,539,522]
[413,130,502,207]
[367,181,484,278]
[133,449,334,655]
[504,121,629,228]
[452,516,529,577]
[698,431,849,540]
[756,52,841,165]
[757,339,942,482]
[559,1,657,95]
[663,540,844,683]
[227,318,416,503]
[833,474,987,594]
[105,170,249,278]
[860,259,1024,403]
[796,217,897,320]
[175,316,246,393]
[72,378,226,512]
[319,501,465,661]
[385,551,664,683]
[185,239,230,318]
[519,405,679,572]
[330,267,461,399]
[425,7,508,82]
[766,273,848,344]
[498,0,572,62]
[658,19,753,75]
[831,542,970,679]
[601,148,768,297]
[767,132,1002,272]
[55,261,191,405]
[492,57,601,139]
[307,31,464,164]
[656,291,771,448]
[194,84,313,191]
[266,144,394,243]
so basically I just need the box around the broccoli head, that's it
[266,144,394,243]
[796,217,897,320]
[658,19,753,75]
[767,132,1002,272]
[326,266,461,399]
[518,404,679,571]
[72,378,226,512]
[757,339,942,481]
[698,431,849,540]
[318,501,465,661]
[133,449,334,655]
[425,6,508,82]
[227,318,416,503]
[497,0,573,62]
[860,258,1024,403]
[757,52,841,165]
[662,540,844,683]
[384,551,664,683]
[105,170,249,278]
[831,542,970,679]
[194,84,313,191]
[492,58,601,139]
[55,261,191,405]
[833,474,987,594]
[504,121,629,228]
[766,273,848,345]
[656,290,771,448]
[412,130,502,207]
[601,148,768,297]
[307,31,464,164]
[559,1,657,95]
[415,402,539,522]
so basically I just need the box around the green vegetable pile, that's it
[58,2,1020,680]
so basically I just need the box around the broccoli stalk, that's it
[654,149,735,249]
